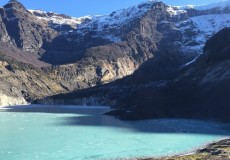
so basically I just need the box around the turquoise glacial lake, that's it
[0,105,229,160]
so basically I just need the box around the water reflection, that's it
[58,115,230,135]
[1,105,230,136]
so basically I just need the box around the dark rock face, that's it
[0,14,10,43]
[203,27,230,62]
[123,27,230,121]
[0,1,58,53]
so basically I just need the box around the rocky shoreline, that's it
[139,138,230,160]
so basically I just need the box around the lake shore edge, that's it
[137,138,230,160]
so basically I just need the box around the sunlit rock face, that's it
[0,94,27,107]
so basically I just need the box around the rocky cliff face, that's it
[126,27,230,121]
[0,0,59,53]
[0,51,67,106]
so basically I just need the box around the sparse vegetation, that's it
[140,139,230,160]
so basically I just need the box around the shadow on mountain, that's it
[40,33,123,65]
[37,41,186,100]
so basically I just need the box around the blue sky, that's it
[0,0,222,17]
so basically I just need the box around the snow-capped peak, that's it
[166,6,186,16]
[175,0,230,60]
[29,10,91,28]
[78,0,159,30]
[72,0,164,42]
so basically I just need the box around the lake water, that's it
[0,105,229,160]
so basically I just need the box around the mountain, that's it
[0,0,230,107]
[42,27,230,122]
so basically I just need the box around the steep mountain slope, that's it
[0,0,56,67]
[122,27,230,121]
[0,52,67,106]
[119,27,230,121]
[42,27,230,122]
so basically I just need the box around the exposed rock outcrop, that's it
[0,93,27,107]
[0,54,67,105]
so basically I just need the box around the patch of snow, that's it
[78,1,157,31]
[177,13,230,56]
[184,56,199,66]
[166,6,187,17]
[29,9,44,14]
[29,10,91,28]
[191,14,230,36]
